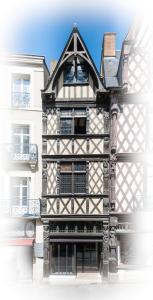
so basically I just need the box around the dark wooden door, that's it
[76,243,98,273]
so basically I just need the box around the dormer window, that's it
[77,64,88,83]
[64,64,74,84]
[64,61,88,85]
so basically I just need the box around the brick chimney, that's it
[50,60,57,75]
[103,33,116,57]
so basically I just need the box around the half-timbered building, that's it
[101,20,153,277]
[1,20,152,282]
[41,22,153,280]
[41,26,115,279]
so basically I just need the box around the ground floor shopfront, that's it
[50,242,102,275]
[42,217,119,279]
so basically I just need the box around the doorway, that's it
[76,243,99,273]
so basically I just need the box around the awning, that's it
[0,239,34,246]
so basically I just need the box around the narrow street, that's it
[1,269,153,300]
[1,280,153,300]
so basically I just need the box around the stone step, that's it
[77,272,101,279]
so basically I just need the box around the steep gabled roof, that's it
[42,26,106,97]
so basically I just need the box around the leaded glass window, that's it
[64,64,75,84]
[60,119,72,134]
[77,64,88,83]
[64,61,88,84]
[60,108,86,135]
[60,162,86,194]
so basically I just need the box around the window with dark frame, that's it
[60,162,86,194]
[60,108,86,135]
[64,61,88,84]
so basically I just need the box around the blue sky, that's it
[2,0,137,71]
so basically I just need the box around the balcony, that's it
[117,222,134,233]
[5,144,38,169]
[0,199,40,218]
[12,92,30,108]
[50,222,103,236]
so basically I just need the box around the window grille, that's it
[60,162,86,194]
[60,174,72,194]
[74,173,86,193]
[60,119,72,134]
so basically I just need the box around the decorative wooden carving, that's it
[42,163,47,195]
[43,220,50,277]
[102,220,109,279]
[103,160,109,213]
[110,154,117,211]
[109,217,118,273]
[110,95,118,154]
[41,198,47,215]
[42,112,47,135]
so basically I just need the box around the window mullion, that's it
[74,58,77,83]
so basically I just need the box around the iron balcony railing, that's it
[6,143,38,162]
[117,222,134,232]
[0,199,40,217]
[12,92,30,108]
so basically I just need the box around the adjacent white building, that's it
[0,54,49,281]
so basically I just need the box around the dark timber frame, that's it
[41,27,118,280]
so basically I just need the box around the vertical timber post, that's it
[109,94,118,279]
[110,94,118,154]
[43,220,50,278]
[103,160,109,213]
[110,94,118,211]
[110,155,117,211]
[109,217,118,274]
[102,219,109,280]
